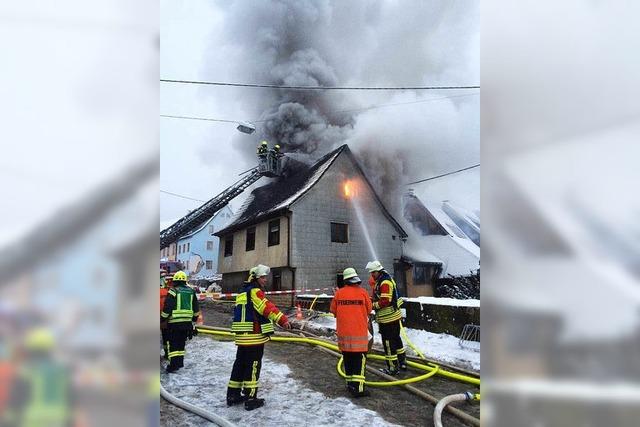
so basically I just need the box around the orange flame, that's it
[343,181,352,198]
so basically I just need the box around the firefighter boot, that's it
[398,353,408,371]
[226,389,246,407]
[244,398,265,411]
[347,384,370,398]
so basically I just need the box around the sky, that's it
[160,0,479,225]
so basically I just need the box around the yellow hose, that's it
[336,355,439,386]
[399,321,428,361]
[196,327,480,387]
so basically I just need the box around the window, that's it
[268,220,280,247]
[209,225,214,235]
[186,243,190,253]
[331,222,348,243]
[178,245,181,254]
[185,260,189,270]
[272,270,281,291]
[206,260,213,270]
[206,241,213,250]
[246,227,256,251]
[224,235,233,257]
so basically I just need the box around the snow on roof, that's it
[442,201,480,245]
[178,205,233,240]
[404,296,480,307]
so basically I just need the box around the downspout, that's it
[286,211,294,307]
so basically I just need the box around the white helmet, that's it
[365,260,384,273]
[342,267,361,284]
[254,264,271,277]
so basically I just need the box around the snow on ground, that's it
[302,314,480,372]
[161,337,401,427]
[403,296,480,307]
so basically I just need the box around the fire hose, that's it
[160,382,236,427]
[433,392,480,427]
[195,326,480,387]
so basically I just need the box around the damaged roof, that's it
[215,144,407,237]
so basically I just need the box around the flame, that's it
[344,181,352,198]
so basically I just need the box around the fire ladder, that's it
[160,151,283,249]
[160,167,262,249]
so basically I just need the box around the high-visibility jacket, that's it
[161,284,200,325]
[330,285,372,352]
[160,287,169,313]
[232,282,288,346]
[372,271,402,324]
[0,362,16,417]
[17,362,70,427]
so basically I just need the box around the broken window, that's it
[331,222,348,243]
[268,220,280,247]
[246,227,256,251]
[224,235,233,257]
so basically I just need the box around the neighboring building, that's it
[214,145,407,300]
[160,242,177,261]
[400,190,480,297]
[175,205,233,279]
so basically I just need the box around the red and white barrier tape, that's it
[204,287,335,300]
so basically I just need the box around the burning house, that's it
[214,144,407,302]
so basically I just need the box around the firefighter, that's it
[160,273,173,360]
[161,270,200,373]
[5,328,73,427]
[256,141,269,157]
[366,260,407,374]
[272,144,283,157]
[227,264,291,411]
[330,267,372,398]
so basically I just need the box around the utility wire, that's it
[160,92,479,126]
[161,79,480,91]
[160,190,206,203]
[160,114,239,124]
[407,164,480,185]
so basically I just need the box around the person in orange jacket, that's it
[330,267,373,398]
[160,274,172,359]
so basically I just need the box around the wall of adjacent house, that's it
[290,151,403,290]
[176,205,233,278]
[217,215,289,274]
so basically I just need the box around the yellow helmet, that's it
[25,328,55,351]
[261,141,268,146]
[274,144,281,150]
[173,270,188,282]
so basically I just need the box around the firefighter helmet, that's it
[261,141,268,146]
[25,328,55,351]
[274,144,281,150]
[173,270,188,282]
[365,260,384,273]
[247,266,258,281]
[253,264,270,277]
[342,267,361,284]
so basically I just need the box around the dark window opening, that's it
[224,235,233,257]
[331,222,348,243]
[272,269,282,291]
[246,227,256,251]
[336,272,344,289]
[268,219,280,247]
[206,260,213,270]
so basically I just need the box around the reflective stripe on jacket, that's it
[232,282,288,346]
[161,284,200,324]
[373,271,402,324]
[330,285,372,352]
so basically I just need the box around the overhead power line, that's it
[160,92,480,126]
[161,190,206,203]
[160,114,239,124]
[161,78,480,91]
[407,164,480,185]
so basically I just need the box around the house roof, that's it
[178,205,232,240]
[215,144,407,238]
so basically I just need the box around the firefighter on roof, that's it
[161,270,200,373]
[330,267,372,398]
[227,264,291,411]
[366,260,407,375]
